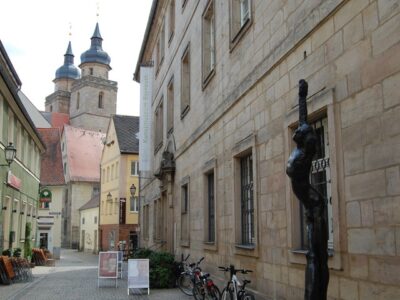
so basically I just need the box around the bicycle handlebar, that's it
[218,266,253,274]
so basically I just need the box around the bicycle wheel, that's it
[177,273,194,296]
[193,281,206,300]
[241,291,255,300]
[206,284,221,300]
[221,287,234,300]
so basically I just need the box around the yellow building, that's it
[79,194,99,253]
[100,115,140,252]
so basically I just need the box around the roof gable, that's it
[113,115,140,154]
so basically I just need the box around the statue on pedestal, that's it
[286,79,329,300]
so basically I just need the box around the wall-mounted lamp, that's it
[130,183,136,197]
[0,143,17,167]
[107,192,112,201]
[2,206,7,210]
[32,215,36,218]
[20,212,24,215]
[12,209,17,213]
[27,214,31,217]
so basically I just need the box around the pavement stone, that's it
[0,249,192,300]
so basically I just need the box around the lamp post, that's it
[1,143,17,167]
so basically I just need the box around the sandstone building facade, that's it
[135,0,400,299]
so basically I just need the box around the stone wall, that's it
[139,0,400,299]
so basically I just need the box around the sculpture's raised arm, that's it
[298,79,308,125]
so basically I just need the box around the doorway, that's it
[39,232,48,249]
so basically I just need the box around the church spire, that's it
[55,41,80,80]
[80,22,111,66]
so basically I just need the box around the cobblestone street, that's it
[0,249,192,300]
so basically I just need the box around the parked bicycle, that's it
[219,265,255,300]
[192,268,221,300]
[177,255,205,296]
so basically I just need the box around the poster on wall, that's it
[98,251,118,288]
[127,259,150,295]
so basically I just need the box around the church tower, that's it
[45,41,80,113]
[69,23,117,132]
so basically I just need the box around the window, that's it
[107,167,110,182]
[297,117,333,250]
[102,169,105,183]
[63,162,67,175]
[230,0,251,44]
[181,45,190,118]
[50,105,53,112]
[206,172,215,243]
[240,153,254,246]
[202,0,216,85]
[82,217,85,225]
[8,110,14,145]
[40,201,49,209]
[90,68,93,75]
[94,216,97,224]
[130,196,138,212]
[181,180,190,244]
[98,92,104,109]
[131,161,139,176]
[157,20,165,71]
[143,205,149,239]
[167,77,174,135]
[154,99,164,152]
[76,92,80,109]
[111,164,114,180]
[168,0,175,43]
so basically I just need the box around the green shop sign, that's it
[39,189,52,203]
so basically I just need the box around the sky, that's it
[0,0,152,116]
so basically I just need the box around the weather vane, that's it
[68,22,72,38]
[96,1,100,19]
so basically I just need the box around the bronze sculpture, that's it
[286,79,329,300]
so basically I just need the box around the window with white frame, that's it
[181,45,190,118]
[167,77,174,135]
[131,161,139,176]
[230,0,251,43]
[8,110,14,145]
[130,196,138,212]
[157,20,165,72]
[202,0,216,84]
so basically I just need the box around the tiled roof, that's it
[64,125,105,182]
[113,115,139,154]
[38,128,65,185]
[41,112,70,130]
[79,194,100,211]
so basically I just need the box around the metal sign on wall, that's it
[39,189,52,203]
[139,65,154,172]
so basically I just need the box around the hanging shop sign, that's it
[7,170,21,190]
[39,189,52,203]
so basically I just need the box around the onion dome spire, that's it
[55,41,80,80]
[80,23,111,65]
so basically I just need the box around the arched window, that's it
[76,92,80,109]
[98,92,104,109]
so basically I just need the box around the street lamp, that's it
[107,192,112,201]
[1,143,17,167]
[130,183,136,197]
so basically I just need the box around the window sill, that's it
[202,69,215,90]
[181,240,190,247]
[235,244,255,250]
[203,241,217,251]
[234,243,259,258]
[180,105,190,120]
[289,248,341,270]
[230,18,252,52]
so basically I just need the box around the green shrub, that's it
[131,248,177,288]
[13,248,22,257]
[2,249,11,256]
